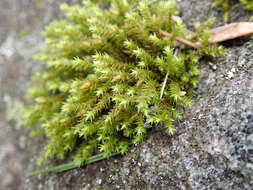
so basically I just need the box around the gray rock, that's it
[0,0,253,190]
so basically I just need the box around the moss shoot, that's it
[213,0,253,21]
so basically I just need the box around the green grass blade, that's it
[25,152,120,177]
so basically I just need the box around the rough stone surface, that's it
[0,0,252,190]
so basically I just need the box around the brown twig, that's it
[158,29,201,49]
[159,22,253,49]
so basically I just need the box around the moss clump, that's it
[213,0,253,21]
[24,0,222,166]
[240,0,253,10]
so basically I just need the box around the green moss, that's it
[240,0,253,10]
[24,0,223,166]
[213,0,253,21]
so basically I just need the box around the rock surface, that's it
[0,0,252,190]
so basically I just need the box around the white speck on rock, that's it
[96,179,102,185]
[0,36,15,57]
[238,59,246,67]
[226,71,234,79]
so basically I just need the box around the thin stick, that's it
[160,49,180,99]
[159,30,201,49]
[160,73,169,99]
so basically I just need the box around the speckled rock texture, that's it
[0,0,252,190]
